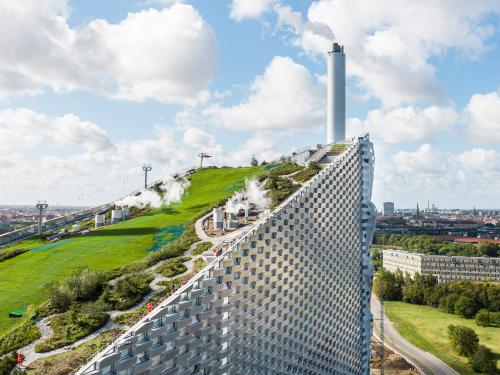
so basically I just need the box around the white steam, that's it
[115,177,189,209]
[225,179,270,215]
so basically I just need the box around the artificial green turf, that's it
[384,301,500,374]
[0,166,264,334]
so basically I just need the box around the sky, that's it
[0,0,499,209]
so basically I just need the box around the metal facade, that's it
[78,135,375,375]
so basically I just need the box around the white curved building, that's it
[77,135,376,375]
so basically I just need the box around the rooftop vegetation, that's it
[0,166,265,335]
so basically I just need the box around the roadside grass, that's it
[26,328,123,375]
[0,166,265,335]
[35,311,109,353]
[384,301,500,374]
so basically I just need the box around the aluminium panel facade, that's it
[78,135,375,375]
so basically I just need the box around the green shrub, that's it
[0,352,18,375]
[45,267,105,312]
[155,257,190,278]
[101,273,153,310]
[372,269,403,301]
[492,312,500,326]
[330,143,347,154]
[439,294,460,314]
[0,248,30,263]
[475,310,492,327]
[471,345,497,373]
[265,162,303,178]
[34,309,109,353]
[264,176,300,208]
[193,258,206,272]
[0,318,41,356]
[28,329,123,375]
[191,241,212,256]
[454,296,478,318]
[291,162,321,183]
[447,324,479,357]
[113,306,148,326]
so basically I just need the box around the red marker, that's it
[17,353,24,366]
[147,303,153,313]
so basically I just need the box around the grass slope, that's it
[384,301,500,374]
[0,166,264,334]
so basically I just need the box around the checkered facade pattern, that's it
[78,135,375,375]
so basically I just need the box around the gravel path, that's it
[17,242,204,366]
[17,215,244,366]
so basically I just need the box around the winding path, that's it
[18,241,205,366]
[371,294,459,375]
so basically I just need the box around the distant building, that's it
[383,249,499,283]
[383,202,395,216]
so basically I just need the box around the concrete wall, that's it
[383,249,499,283]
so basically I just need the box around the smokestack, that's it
[327,42,346,144]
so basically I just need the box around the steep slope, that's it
[0,166,265,334]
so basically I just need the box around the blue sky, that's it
[0,0,499,209]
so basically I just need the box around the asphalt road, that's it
[371,294,459,375]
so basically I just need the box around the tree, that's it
[250,155,258,167]
[439,294,459,314]
[478,242,498,257]
[454,296,478,318]
[475,310,492,327]
[373,270,402,301]
[471,345,496,374]
[447,325,479,357]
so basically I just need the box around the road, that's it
[371,294,459,375]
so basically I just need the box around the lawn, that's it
[384,301,500,374]
[0,166,264,334]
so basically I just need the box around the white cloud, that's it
[275,0,500,107]
[464,92,500,143]
[373,144,500,208]
[0,2,217,104]
[229,0,277,21]
[183,127,223,156]
[348,106,458,143]
[393,144,448,175]
[223,133,280,166]
[454,148,499,173]
[0,108,113,153]
[205,56,324,131]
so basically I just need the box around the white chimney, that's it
[327,42,346,144]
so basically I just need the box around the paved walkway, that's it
[371,294,459,375]
[18,245,204,366]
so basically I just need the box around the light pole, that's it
[35,201,48,235]
[142,164,152,189]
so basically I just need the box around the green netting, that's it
[149,225,184,252]
[225,182,245,191]
[9,306,27,318]
[31,239,71,253]
[265,163,282,170]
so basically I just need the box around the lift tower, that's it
[142,164,152,189]
[197,152,212,169]
[35,201,48,235]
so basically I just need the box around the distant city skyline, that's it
[0,1,499,209]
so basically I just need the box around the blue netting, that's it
[149,224,184,252]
